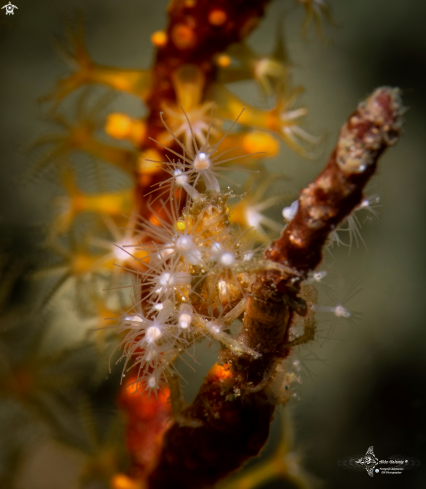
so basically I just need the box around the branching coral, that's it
[144,86,404,489]
[10,1,406,488]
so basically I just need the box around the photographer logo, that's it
[338,446,420,477]
[2,2,18,15]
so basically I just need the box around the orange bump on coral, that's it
[111,474,144,489]
[207,363,233,382]
[171,23,196,50]
[151,30,168,47]
[106,113,146,145]
[208,9,228,26]
[216,53,231,67]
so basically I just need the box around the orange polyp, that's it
[105,113,146,144]
[216,54,231,67]
[125,381,139,396]
[151,30,168,47]
[137,149,162,175]
[121,376,170,406]
[207,363,233,382]
[242,131,279,157]
[84,190,134,216]
[105,113,132,139]
[266,111,280,133]
[111,474,142,489]
[208,9,227,26]
[171,24,196,50]
[149,215,161,226]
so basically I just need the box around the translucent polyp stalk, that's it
[201,169,220,193]
[220,131,279,161]
[88,65,152,99]
[82,137,136,175]
[209,84,272,130]
[76,189,134,216]
[53,64,153,102]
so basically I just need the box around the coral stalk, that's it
[266,87,404,275]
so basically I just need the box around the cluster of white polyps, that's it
[113,111,262,394]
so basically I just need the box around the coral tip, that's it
[208,9,227,26]
[171,23,196,49]
[151,30,168,47]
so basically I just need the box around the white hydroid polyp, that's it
[311,276,364,343]
[178,303,193,329]
[313,270,327,282]
[175,234,202,265]
[113,237,139,261]
[150,105,263,197]
[173,167,200,199]
[136,198,211,268]
[282,200,299,223]
[244,201,283,234]
[220,251,236,267]
[205,321,222,335]
[175,235,194,252]
[338,193,381,254]
[145,325,162,343]
[174,168,188,186]
[334,305,351,318]
[153,270,191,297]
[312,304,351,318]
[210,242,222,257]
[125,314,143,321]
[113,110,268,395]
[358,193,380,216]
[143,161,199,204]
[193,152,211,170]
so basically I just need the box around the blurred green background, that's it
[1,0,425,488]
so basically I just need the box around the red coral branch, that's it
[143,0,272,144]
[135,0,272,229]
[266,87,404,276]
[118,375,172,481]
